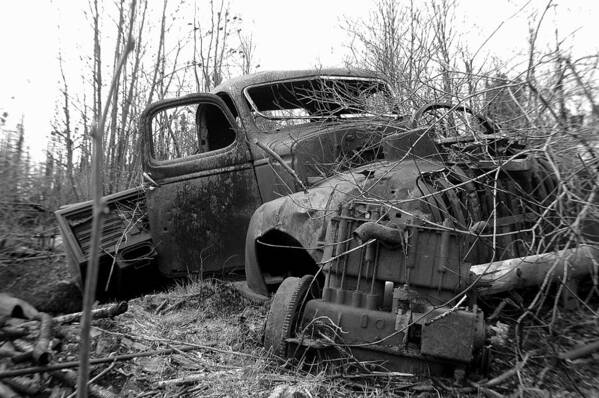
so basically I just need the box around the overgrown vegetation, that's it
[0,0,256,212]
[339,2,599,395]
[3,279,597,396]
[1,0,598,396]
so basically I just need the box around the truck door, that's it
[141,94,262,278]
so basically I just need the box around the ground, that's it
[1,249,599,396]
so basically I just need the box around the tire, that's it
[264,275,314,358]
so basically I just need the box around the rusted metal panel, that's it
[147,164,262,277]
[54,187,156,298]
[140,93,264,278]
[420,310,484,362]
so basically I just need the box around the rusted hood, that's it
[253,119,428,184]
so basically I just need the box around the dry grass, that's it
[1,269,597,396]
[45,278,591,397]
[49,279,425,397]
[479,286,599,397]
[69,279,336,397]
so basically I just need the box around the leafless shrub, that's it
[338,1,599,393]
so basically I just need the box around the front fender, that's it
[244,180,359,296]
[243,159,444,296]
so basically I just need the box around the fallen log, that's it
[1,377,40,396]
[9,339,44,365]
[0,344,19,360]
[0,346,200,379]
[156,369,241,388]
[0,295,39,320]
[559,339,599,360]
[15,302,129,330]
[9,351,34,365]
[471,245,599,296]
[50,369,117,398]
[32,314,52,365]
[10,340,33,354]
[0,328,28,341]
[0,381,19,398]
[53,301,128,324]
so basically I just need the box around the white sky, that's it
[1,0,598,161]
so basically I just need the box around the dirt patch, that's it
[0,253,82,314]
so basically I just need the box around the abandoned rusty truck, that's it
[56,69,598,376]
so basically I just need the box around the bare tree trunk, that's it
[195,0,236,91]
[430,0,454,103]
[116,0,147,190]
[76,33,135,398]
[193,4,202,91]
[147,0,167,105]
[92,0,102,127]
[106,0,126,192]
[526,1,552,122]
[238,32,255,75]
[342,0,438,111]
[58,52,80,201]
[3,118,26,201]
[553,29,569,131]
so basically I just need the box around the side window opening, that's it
[151,102,236,161]
[197,103,236,152]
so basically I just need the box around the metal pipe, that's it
[355,246,365,291]
[437,220,452,293]
[353,222,403,246]
[335,208,351,304]
[367,243,377,294]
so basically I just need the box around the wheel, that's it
[264,275,314,357]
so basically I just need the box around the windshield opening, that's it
[244,76,395,130]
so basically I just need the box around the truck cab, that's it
[56,68,403,296]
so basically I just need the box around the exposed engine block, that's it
[291,154,557,375]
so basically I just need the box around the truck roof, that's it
[211,68,384,94]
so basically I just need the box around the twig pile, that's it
[0,280,444,397]
[0,294,127,397]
